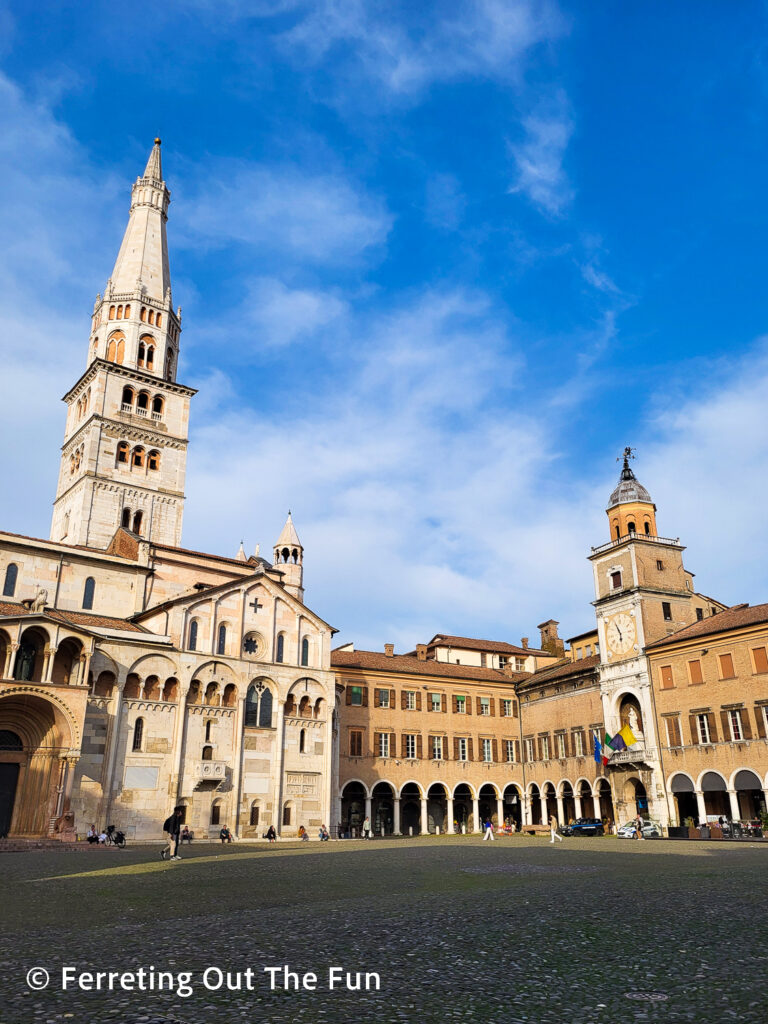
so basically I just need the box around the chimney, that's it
[521,637,529,650]
[537,619,565,657]
[384,643,394,657]
[416,644,427,661]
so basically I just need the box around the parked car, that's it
[617,819,662,839]
[562,817,605,837]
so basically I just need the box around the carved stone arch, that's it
[126,652,179,681]
[0,685,81,750]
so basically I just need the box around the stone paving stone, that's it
[0,836,766,1023]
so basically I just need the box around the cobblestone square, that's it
[1,836,766,1024]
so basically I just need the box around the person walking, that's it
[635,815,645,840]
[161,807,184,860]
[483,817,495,841]
[362,816,372,839]
[549,814,563,844]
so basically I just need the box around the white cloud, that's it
[241,277,348,348]
[177,162,391,265]
[509,95,574,215]
[182,287,605,649]
[276,0,566,99]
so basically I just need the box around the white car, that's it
[617,819,662,839]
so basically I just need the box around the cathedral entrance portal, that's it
[0,696,73,836]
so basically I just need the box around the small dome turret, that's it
[606,448,657,541]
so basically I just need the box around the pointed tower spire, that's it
[108,138,171,302]
[143,137,163,181]
[236,540,247,562]
[273,512,304,601]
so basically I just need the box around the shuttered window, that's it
[349,731,363,756]
[718,653,735,679]
[688,660,703,685]
[752,647,768,674]
[660,665,674,689]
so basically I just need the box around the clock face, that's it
[606,613,636,656]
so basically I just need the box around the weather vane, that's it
[618,446,636,466]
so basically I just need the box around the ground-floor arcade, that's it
[668,768,768,825]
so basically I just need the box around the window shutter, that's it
[489,698,495,717]
[416,734,423,759]
[373,731,380,752]
[416,692,422,711]
[345,687,352,706]
[491,739,498,762]
[374,689,381,708]
[467,738,473,761]
[401,691,407,710]
[466,696,472,715]
[536,738,542,761]
[453,737,460,760]
[362,687,369,708]
[390,689,396,707]
[707,712,718,742]
[688,714,699,745]
[670,717,682,746]
[753,647,768,673]
[741,710,753,740]
[719,709,729,739]
[513,700,519,719]
[514,739,520,762]
[562,733,570,758]
[442,696,447,713]
[390,731,396,752]
[443,737,450,760]
[453,695,459,713]
[401,733,408,758]
[756,707,767,739]
[476,696,482,714]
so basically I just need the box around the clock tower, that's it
[589,449,702,825]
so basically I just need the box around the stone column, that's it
[446,796,455,834]
[574,795,583,818]
[695,789,708,824]
[556,795,564,825]
[393,797,401,836]
[522,793,530,825]
[231,697,246,837]
[496,796,504,828]
[540,795,548,825]
[61,756,78,815]
[727,789,741,822]
[102,677,126,823]
[3,643,17,679]
[592,793,601,819]
[365,795,372,827]
[272,696,286,834]
[420,795,429,835]
[472,797,480,833]
[43,647,56,683]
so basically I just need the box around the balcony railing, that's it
[608,746,657,765]
[591,534,681,556]
[194,760,227,781]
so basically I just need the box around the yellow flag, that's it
[619,724,637,747]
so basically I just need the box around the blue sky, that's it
[1,1,767,650]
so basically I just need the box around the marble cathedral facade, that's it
[0,142,337,840]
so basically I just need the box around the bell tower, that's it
[273,513,304,601]
[589,448,701,826]
[50,140,196,549]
